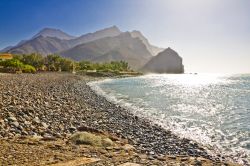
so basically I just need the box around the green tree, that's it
[78,61,94,70]
[21,53,44,70]
[59,58,74,71]
[45,54,61,71]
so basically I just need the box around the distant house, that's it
[0,53,13,61]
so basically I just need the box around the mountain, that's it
[1,40,31,53]
[60,32,152,69]
[68,26,121,47]
[32,28,76,40]
[2,26,184,72]
[1,46,13,52]
[6,26,122,55]
[130,30,164,55]
[7,36,72,55]
[142,47,184,73]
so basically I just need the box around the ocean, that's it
[88,73,250,162]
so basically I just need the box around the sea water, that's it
[88,74,250,163]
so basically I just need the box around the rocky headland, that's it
[142,48,184,73]
[0,73,238,165]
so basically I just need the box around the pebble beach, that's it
[0,73,239,165]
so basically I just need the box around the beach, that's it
[0,73,238,165]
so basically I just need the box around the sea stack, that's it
[142,47,184,73]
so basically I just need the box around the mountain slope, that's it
[5,26,121,55]
[60,32,152,69]
[7,36,72,55]
[142,47,184,73]
[68,26,121,47]
[1,46,13,53]
[130,30,164,55]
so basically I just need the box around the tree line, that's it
[0,53,131,73]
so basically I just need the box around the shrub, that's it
[70,132,113,147]
[45,54,61,71]
[59,58,74,71]
[21,53,44,70]
[0,58,24,69]
[22,64,36,73]
[0,58,36,73]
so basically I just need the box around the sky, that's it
[0,0,249,73]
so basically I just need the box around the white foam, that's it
[87,76,250,165]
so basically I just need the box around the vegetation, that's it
[70,132,113,147]
[0,58,36,73]
[0,53,135,74]
[77,60,130,72]
[19,54,44,70]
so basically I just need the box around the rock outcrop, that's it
[142,47,184,73]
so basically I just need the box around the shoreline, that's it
[87,74,249,165]
[0,73,240,165]
[76,74,241,164]
[85,77,227,158]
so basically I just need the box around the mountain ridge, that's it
[32,27,76,40]
[1,26,184,73]
[2,26,163,56]
[60,32,152,69]
[4,26,123,55]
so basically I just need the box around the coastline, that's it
[0,73,239,165]
[87,74,250,165]
[85,75,245,164]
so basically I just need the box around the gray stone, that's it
[118,162,141,166]
[11,121,19,128]
[33,117,40,124]
[8,116,17,122]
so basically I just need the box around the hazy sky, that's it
[0,0,249,73]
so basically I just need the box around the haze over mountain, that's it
[2,26,184,72]
[130,30,164,56]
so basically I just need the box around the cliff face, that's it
[142,47,184,73]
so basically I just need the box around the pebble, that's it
[33,117,40,124]
[122,144,135,151]
[0,73,231,164]
[8,116,17,122]
[41,122,48,129]
[118,162,141,166]
[10,121,19,128]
